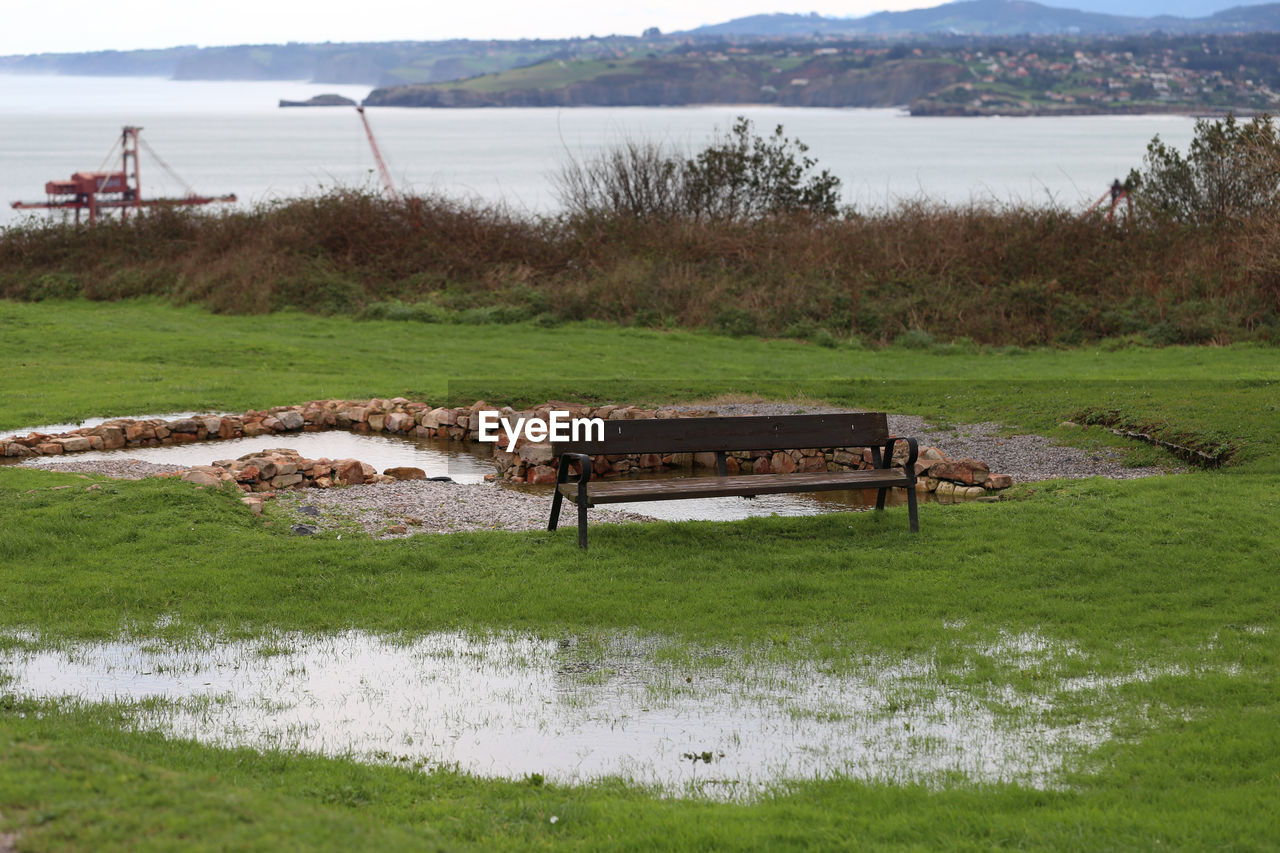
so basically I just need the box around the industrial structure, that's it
[10,126,236,225]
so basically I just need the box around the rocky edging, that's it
[3,398,1015,497]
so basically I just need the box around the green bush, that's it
[555,117,841,222]
[1129,113,1280,225]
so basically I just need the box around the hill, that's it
[363,35,1280,115]
[687,1,1280,36]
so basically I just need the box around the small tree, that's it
[1128,113,1280,225]
[553,117,842,222]
[681,117,842,220]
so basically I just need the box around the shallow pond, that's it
[1,629,1119,798]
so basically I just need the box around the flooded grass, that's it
[0,627,1240,799]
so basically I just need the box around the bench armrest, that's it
[556,452,593,486]
[881,436,919,477]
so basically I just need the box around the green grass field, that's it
[2,299,1278,850]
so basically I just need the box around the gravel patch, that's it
[274,480,652,539]
[16,458,186,480]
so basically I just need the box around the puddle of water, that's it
[17,432,497,485]
[1,629,1120,798]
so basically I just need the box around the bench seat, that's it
[546,412,920,547]
[559,468,912,506]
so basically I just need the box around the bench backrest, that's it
[552,413,890,456]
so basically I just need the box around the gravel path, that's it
[274,480,650,538]
[17,400,1174,538]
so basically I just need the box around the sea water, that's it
[0,74,1198,226]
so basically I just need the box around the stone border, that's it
[3,398,1014,497]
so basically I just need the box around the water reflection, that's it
[1,629,1115,798]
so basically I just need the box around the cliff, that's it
[363,58,965,108]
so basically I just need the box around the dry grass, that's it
[2,189,1278,346]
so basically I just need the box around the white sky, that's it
[2,1,941,55]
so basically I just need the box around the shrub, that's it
[682,118,842,220]
[1129,113,1280,225]
[554,117,841,222]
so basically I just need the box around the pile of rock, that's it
[173,447,395,489]
[168,448,433,514]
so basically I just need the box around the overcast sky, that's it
[3,0,943,55]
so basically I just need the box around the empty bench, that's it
[547,413,918,548]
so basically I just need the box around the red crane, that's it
[10,126,236,225]
[356,106,401,203]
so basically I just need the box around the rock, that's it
[427,476,453,483]
[831,450,861,468]
[384,466,426,481]
[335,459,365,485]
[928,458,990,486]
[99,425,125,449]
[242,421,270,437]
[385,524,408,535]
[386,412,415,433]
[519,443,554,465]
[36,442,63,455]
[693,451,718,468]
[360,462,378,480]
[181,470,222,487]
[983,474,1014,490]
[918,476,939,492]
[1059,421,1079,429]
[241,497,263,515]
[638,453,663,469]
[798,456,826,472]
[919,446,947,462]
[55,436,92,453]
[290,524,317,535]
[297,505,321,517]
[168,418,199,434]
[367,413,386,432]
[261,416,285,432]
[4,443,35,458]
[934,480,956,498]
[753,457,771,474]
[277,411,305,431]
[270,473,304,488]
[527,465,558,485]
[771,451,797,474]
[405,516,424,526]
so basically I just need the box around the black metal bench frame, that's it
[547,413,919,548]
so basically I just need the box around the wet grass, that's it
[1,298,1278,848]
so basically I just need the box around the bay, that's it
[0,74,1198,227]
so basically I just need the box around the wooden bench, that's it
[547,413,918,548]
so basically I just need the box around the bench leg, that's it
[907,486,919,533]
[875,487,888,511]
[577,500,589,549]
[548,488,563,531]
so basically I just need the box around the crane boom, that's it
[356,106,401,203]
